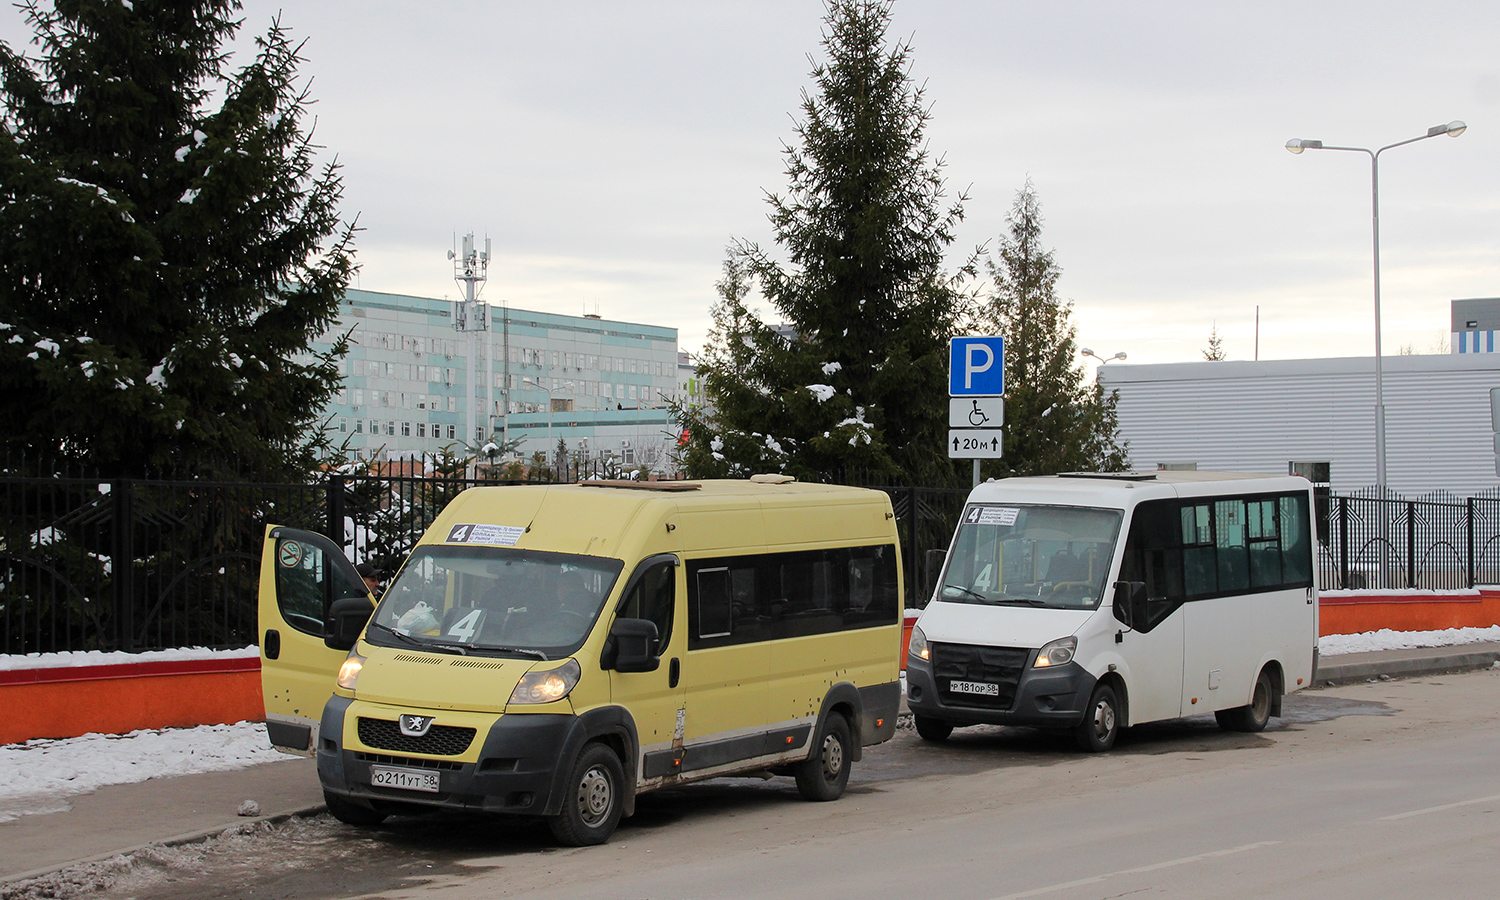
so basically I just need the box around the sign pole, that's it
[973,459,980,489]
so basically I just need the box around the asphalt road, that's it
[63,668,1500,900]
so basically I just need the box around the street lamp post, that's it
[521,378,574,475]
[1080,348,1127,365]
[1286,121,1466,492]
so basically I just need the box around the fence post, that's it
[1467,497,1476,588]
[1338,497,1349,589]
[327,473,346,546]
[1406,501,1416,589]
[111,479,134,651]
[905,486,919,605]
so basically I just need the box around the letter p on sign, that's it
[949,336,1006,396]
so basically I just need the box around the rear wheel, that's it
[547,743,626,846]
[794,713,851,801]
[324,790,388,828]
[913,714,954,743]
[1216,669,1274,733]
[1074,684,1120,752]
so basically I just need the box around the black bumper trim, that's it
[905,659,1096,728]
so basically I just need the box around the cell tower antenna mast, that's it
[449,233,491,472]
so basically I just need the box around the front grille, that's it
[353,751,464,771]
[356,718,476,756]
[931,642,1030,710]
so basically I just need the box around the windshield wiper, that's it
[473,645,548,660]
[369,622,466,655]
[942,583,989,602]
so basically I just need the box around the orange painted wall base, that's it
[1317,588,1500,637]
[0,661,265,745]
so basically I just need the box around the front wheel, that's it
[1216,669,1274,733]
[547,743,626,846]
[1075,683,1120,752]
[794,713,852,801]
[913,714,954,743]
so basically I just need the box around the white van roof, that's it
[965,471,1309,508]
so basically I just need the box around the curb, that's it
[1316,649,1500,685]
[0,803,326,887]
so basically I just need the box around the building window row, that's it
[337,417,459,441]
[351,329,460,358]
[346,388,458,412]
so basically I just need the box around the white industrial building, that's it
[1097,353,1500,496]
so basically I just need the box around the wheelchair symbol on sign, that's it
[967,400,991,427]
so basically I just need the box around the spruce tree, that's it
[0,0,355,477]
[977,181,1128,476]
[1203,324,1226,360]
[676,0,972,485]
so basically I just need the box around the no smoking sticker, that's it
[278,541,304,568]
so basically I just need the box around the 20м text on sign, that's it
[949,337,1005,396]
[948,429,1004,459]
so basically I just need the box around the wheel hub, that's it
[821,734,844,780]
[1093,699,1116,738]
[577,765,613,825]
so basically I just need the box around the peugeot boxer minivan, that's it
[259,477,903,844]
[906,471,1318,751]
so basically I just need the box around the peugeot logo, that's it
[398,715,434,737]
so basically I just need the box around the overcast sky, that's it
[4,1,1497,366]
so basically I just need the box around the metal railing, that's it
[1321,495,1500,591]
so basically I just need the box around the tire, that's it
[913,714,954,743]
[547,743,626,846]
[1074,683,1120,752]
[324,790,388,828]
[794,713,852,801]
[1216,669,1274,733]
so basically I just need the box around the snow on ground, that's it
[1319,625,1500,656]
[0,722,294,823]
[0,645,258,672]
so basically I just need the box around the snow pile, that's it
[1320,625,1500,656]
[0,722,293,823]
[805,384,836,403]
[0,645,258,672]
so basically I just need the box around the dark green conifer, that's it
[0,0,355,476]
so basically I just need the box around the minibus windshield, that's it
[366,546,624,659]
[939,504,1122,610]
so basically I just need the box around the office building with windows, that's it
[315,289,682,471]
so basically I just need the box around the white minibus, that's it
[905,471,1318,751]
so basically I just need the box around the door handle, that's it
[668,657,680,689]
[264,629,281,660]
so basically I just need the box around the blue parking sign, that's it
[949,336,1005,396]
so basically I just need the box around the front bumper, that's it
[905,653,1096,728]
[317,696,573,815]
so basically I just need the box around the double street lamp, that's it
[521,378,575,470]
[1080,348,1127,365]
[1285,120,1466,491]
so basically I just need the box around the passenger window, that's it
[1247,498,1283,588]
[1181,504,1216,597]
[618,561,676,654]
[1279,494,1313,586]
[696,568,733,638]
[1214,500,1249,592]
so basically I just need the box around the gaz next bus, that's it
[905,471,1318,751]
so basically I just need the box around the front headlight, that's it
[907,624,930,663]
[336,649,366,690]
[1034,636,1077,668]
[508,658,582,705]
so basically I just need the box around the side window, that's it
[618,561,676,653]
[272,533,368,636]
[695,567,733,639]
[1117,500,1184,632]
[1214,499,1249,592]
[1247,498,1283,588]
[1181,504,1216,597]
[686,545,897,649]
[1279,494,1313,587]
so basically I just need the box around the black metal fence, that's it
[11,472,1493,656]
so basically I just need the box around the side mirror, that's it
[923,549,947,603]
[325,597,374,651]
[601,617,660,673]
[1112,581,1146,629]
